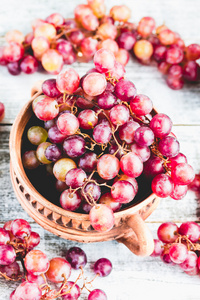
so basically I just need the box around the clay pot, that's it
[9,83,160,257]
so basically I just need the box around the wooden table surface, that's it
[0,0,200,299]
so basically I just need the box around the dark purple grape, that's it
[94,258,112,277]
[44,144,62,162]
[66,247,87,269]
[7,61,21,75]
[48,125,67,144]
[42,79,62,98]
[63,135,86,158]
[78,152,97,173]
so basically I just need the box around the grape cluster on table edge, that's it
[152,221,200,277]
[0,0,199,91]
[0,218,111,300]
[22,48,195,234]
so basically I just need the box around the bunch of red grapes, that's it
[152,221,200,276]
[0,0,199,90]
[0,218,111,300]
[22,49,195,233]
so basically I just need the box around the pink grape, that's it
[168,64,183,78]
[153,45,167,62]
[56,68,80,94]
[157,222,178,243]
[178,222,200,242]
[115,48,129,66]
[88,289,107,300]
[171,163,195,185]
[42,79,61,98]
[180,251,198,272]
[20,55,38,74]
[151,174,173,198]
[183,61,200,82]
[111,180,136,203]
[14,282,42,300]
[114,79,136,102]
[34,97,59,121]
[165,46,184,64]
[3,42,24,62]
[93,123,112,144]
[0,244,16,265]
[26,232,40,250]
[61,281,81,300]
[0,228,10,245]
[78,152,97,173]
[0,261,20,279]
[185,44,200,61]
[119,120,140,144]
[94,258,112,277]
[98,39,119,55]
[65,168,87,188]
[115,174,138,194]
[60,190,82,211]
[0,47,8,65]
[97,91,117,110]
[167,153,187,170]
[130,94,153,116]
[80,37,98,58]
[151,239,163,257]
[110,60,126,79]
[26,273,46,286]
[143,156,164,178]
[160,251,174,264]
[81,14,99,31]
[89,204,115,232]
[46,257,71,283]
[120,152,143,178]
[63,135,86,158]
[158,136,180,158]
[0,102,5,122]
[11,219,31,239]
[82,182,101,203]
[46,13,65,27]
[130,143,150,162]
[109,104,130,126]
[82,72,107,96]
[137,16,155,38]
[57,113,79,135]
[134,126,155,147]
[94,49,115,73]
[22,151,39,170]
[24,250,49,276]
[117,32,136,50]
[78,109,98,130]
[66,247,87,270]
[149,113,172,138]
[69,30,84,46]
[169,243,188,264]
[166,75,184,90]
[99,192,122,212]
[170,184,188,200]
[97,154,120,180]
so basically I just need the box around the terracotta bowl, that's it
[9,83,160,257]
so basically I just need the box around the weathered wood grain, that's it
[0,0,200,299]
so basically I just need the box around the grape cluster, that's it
[22,49,195,233]
[0,0,199,90]
[0,218,112,300]
[152,221,200,276]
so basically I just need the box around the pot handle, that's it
[117,213,154,256]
